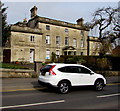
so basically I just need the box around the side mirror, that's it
[90,72,94,75]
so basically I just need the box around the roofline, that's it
[28,16,89,31]
[11,25,43,35]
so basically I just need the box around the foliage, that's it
[42,62,46,66]
[57,56,65,63]
[0,1,11,46]
[0,63,29,69]
[66,57,76,63]
[77,58,86,64]
[58,56,86,64]
[58,55,120,71]
[31,74,38,78]
[50,52,57,63]
[97,58,112,70]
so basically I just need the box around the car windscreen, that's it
[40,65,52,72]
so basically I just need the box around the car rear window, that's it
[40,65,52,72]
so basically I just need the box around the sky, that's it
[3,2,119,25]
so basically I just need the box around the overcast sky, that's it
[3,2,118,25]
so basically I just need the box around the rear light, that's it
[49,65,56,75]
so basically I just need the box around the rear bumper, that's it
[38,75,58,87]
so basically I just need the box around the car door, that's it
[75,66,96,86]
[58,66,79,85]
[65,66,79,84]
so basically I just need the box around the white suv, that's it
[38,63,106,94]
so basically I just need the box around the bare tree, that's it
[86,6,120,56]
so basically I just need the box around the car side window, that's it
[58,66,78,73]
[58,66,91,74]
[58,67,66,72]
[67,66,78,73]
[77,67,91,74]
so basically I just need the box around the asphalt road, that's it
[1,76,120,110]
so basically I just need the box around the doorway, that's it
[30,49,35,63]
[3,49,11,63]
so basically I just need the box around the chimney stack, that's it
[23,18,27,23]
[30,6,38,18]
[76,18,84,26]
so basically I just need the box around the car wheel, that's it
[58,81,70,94]
[94,80,104,91]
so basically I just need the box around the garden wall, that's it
[0,68,37,78]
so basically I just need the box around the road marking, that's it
[0,100,65,109]
[97,93,120,98]
[107,83,120,85]
[1,87,47,92]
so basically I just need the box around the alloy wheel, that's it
[58,82,69,94]
[95,80,104,91]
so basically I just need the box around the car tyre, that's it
[94,80,104,91]
[58,81,70,94]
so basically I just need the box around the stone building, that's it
[87,36,101,56]
[3,6,91,63]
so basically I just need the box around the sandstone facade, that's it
[3,6,100,63]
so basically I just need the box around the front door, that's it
[75,66,95,85]
[30,49,35,63]
[3,49,11,63]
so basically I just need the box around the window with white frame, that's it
[80,30,84,36]
[56,36,60,45]
[30,36,35,42]
[73,38,77,47]
[65,37,69,45]
[46,35,50,44]
[46,50,50,59]
[93,43,97,49]
[81,38,84,48]
[56,50,60,58]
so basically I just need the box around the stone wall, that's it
[10,31,42,62]
[0,68,37,78]
[38,22,88,58]
[1,68,120,78]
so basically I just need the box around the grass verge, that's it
[0,63,29,69]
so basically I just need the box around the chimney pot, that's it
[76,18,84,26]
[30,6,38,18]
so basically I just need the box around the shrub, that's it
[97,58,112,70]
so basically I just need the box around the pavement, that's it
[1,78,38,92]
